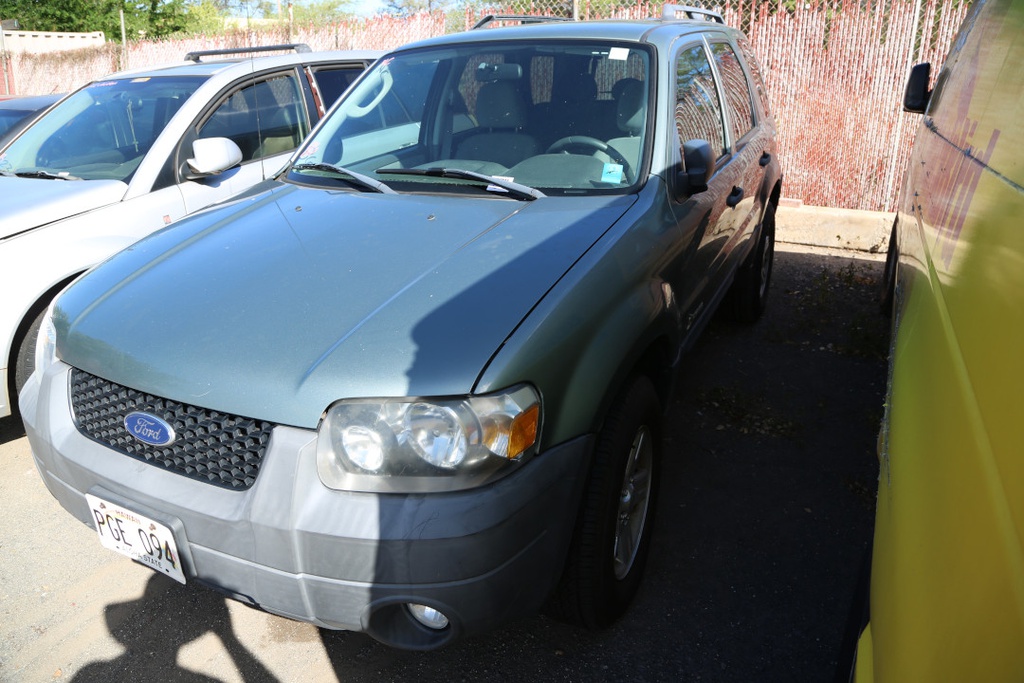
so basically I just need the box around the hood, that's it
[0,176,127,239]
[57,183,636,428]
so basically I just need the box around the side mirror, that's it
[186,137,243,177]
[903,62,931,113]
[677,139,715,196]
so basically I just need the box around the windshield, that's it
[291,40,651,196]
[0,76,205,182]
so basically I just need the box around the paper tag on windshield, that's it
[601,163,624,184]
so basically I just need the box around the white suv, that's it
[0,44,380,418]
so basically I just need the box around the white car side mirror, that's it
[187,137,243,176]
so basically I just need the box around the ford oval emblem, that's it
[124,412,176,447]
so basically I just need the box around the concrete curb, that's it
[776,201,894,254]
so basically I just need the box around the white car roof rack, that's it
[184,43,312,63]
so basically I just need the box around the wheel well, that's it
[626,336,675,415]
[7,273,83,406]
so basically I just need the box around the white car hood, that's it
[0,176,127,239]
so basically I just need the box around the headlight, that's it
[33,304,58,379]
[316,385,541,493]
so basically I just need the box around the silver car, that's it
[0,44,380,419]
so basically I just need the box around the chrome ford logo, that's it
[124,412,176,447]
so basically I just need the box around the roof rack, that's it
[472,14,572,30]
[184,43,312,63]
[661,5,725,23]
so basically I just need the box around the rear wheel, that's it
[727,199,776,323]
[549,375,661,628]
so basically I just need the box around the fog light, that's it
[407,603,449,630]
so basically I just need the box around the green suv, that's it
[23,6,782,649]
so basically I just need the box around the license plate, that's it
[85,494,186,585]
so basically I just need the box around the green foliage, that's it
[184,0,228,33]
[383,0,450,17]
[0,0,230,40]
[291,0,357,24]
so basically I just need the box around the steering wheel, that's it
[545,135,632,183]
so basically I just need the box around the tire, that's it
[549,375,661,629]
[12,307,47,415]
[727,200,776,323]
[879,221,898,315]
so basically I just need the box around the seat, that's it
[255,106,301,158]
[606,78,647,172]
[455,81,539,168]
[544,75,602,144]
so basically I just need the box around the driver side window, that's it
[199,72,308,163]
[674,44,727,161]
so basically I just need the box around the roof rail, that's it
[472,14,572,29]
[184,43,312,63]
[661,4,725,23]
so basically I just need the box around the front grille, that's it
[70,368,274,490]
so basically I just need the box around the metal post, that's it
[120,9,128,70]
[0,26,9,95]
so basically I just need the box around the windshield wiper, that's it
[12,170,82,181]
[376,167,545,201]
[291,162,395,194]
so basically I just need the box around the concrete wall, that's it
[1,30,105,54]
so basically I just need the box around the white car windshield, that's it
[0,75,204,182]
[291,41,651,196]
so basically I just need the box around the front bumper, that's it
[21,362,591,649]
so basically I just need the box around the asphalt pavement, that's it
[0,208,890,682]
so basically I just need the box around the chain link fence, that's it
[2,0,969,211]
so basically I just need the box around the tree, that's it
[0,0,227,40]
[383,0,450,16]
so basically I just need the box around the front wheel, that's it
[548,375,661,628]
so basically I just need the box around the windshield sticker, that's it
[299,141,320,158]
[92,81,118,87]
[130,77,151,83]
[601,163,624,184]
[609,47,630,61]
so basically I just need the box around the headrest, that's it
[475,81,527,129]
[615,79,646,136]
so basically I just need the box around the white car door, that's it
[179,70,310,214]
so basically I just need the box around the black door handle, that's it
[726,186,745,208]
[759,152,771,167]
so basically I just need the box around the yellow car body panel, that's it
[858,0,1024,679]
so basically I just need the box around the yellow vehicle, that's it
[847,0,1024,679]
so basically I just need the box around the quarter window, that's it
[675,44,727,159]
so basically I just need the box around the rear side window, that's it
[736,35,772,119]
[674,44,726,158]
[312,66,367,110]
[709,41,755,145]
